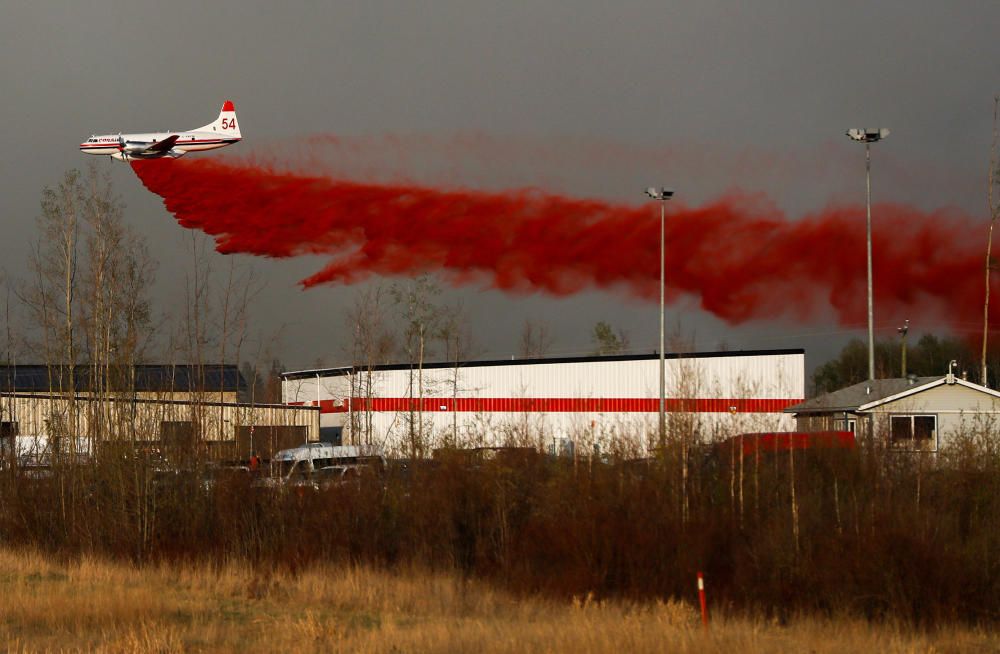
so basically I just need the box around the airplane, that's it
[79,101,241,161]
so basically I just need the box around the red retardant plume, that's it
[131,157,993,330]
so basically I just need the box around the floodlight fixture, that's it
[847,128,890,143]
[646,187,675,200]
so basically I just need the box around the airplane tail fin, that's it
[196,100,241,138]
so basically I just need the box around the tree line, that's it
[812,334,1000,395]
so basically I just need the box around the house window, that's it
[889,415,937,450]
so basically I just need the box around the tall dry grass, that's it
[5,439,1000,628]
[0,547,995,653]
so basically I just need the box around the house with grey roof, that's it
[785,371,1000,451]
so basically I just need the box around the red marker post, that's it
[697,571,709,630]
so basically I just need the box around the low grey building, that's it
[785,372,1000,451]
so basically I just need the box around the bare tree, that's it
[216,259,261,451]
[21,169,84,431]
[345,284,395,448]
[17,169,90,535]
[438,301,476,446]
[183,232,214,387]
[79,165,156,441]
[16,164,158,546]
[519,319,553,358]
[168,231,218,462]
[391,275,443,458]
[76,165,157,554]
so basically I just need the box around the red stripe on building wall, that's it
[309,397,803,414]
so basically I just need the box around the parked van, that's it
[266,442,390,485]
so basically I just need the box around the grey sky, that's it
[2,1,998,374]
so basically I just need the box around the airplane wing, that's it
[146,135,180,153]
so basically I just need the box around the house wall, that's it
[868,382,1000,449]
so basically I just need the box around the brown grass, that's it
[0,548,996,653]
[7,448,1000,626]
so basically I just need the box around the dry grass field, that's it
[0,548,996,653]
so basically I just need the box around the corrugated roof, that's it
[786,376,943,413]
[281,348,806,380]
[0,365,245,393]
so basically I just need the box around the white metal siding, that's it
[283,352,803,455]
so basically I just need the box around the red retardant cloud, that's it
[131,157,992,331]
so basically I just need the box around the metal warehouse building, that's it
[282,349,804,456]
[0,365,320,464]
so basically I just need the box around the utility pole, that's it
[982,97,999,388]
[898,319,909,378]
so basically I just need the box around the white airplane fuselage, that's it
[80,131,240,160]
[79,101,241,161]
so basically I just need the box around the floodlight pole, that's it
[646,187,673,448]
[848,128,888,381]
[865,141,875,381]
[659,197,666,446]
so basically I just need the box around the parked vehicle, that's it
[262,442,384,488]
[269,443,359,480]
